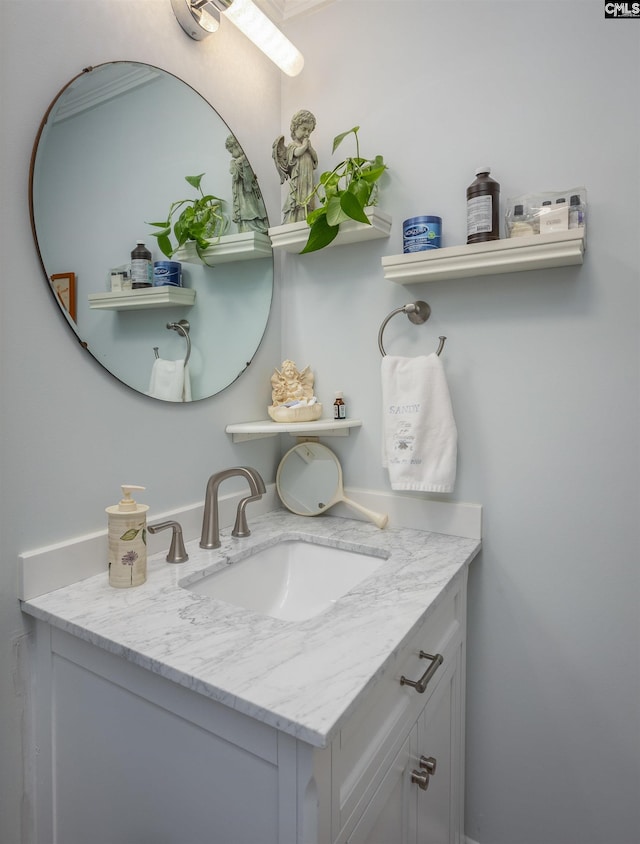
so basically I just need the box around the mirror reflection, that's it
[276,443,389,528]
[277,442,341,516]
[30,62,273,401]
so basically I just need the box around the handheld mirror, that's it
[276,443,388,529]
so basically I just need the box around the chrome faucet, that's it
[200,466,266,550]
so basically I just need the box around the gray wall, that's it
[0,3,282,842]
[280,3,640,844]
[1,2,639,844]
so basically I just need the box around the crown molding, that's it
[53,65,160,123]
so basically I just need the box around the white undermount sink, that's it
[183,539,386,622]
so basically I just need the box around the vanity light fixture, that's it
[170,0,304,76]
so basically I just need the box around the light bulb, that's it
[223,0,304,77]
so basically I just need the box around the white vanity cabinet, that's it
[28,568,466,844]
[23,511,480,844]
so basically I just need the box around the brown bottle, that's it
[131,241,153,288]
[466,167,500,244]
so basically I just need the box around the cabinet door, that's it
[346,731,417,844]
[416,649,461,844]
[345,643,463,844]
[43,636,280,844]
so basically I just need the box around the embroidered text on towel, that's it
[388,403,421,414]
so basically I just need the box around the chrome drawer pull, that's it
[411,769,430,791]
[400,651,443,694]
[419,755,437,775]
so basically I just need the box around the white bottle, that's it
[106,485,149,588]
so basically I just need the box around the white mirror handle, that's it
[340,495,388,529]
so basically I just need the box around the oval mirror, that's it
[29,62,273,401]
[276,443,389,528]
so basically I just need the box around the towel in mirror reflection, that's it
[148,359,192,402]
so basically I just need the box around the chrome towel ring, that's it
[153,319,191,366]
[378,301,446,357]
[167,319,191,366]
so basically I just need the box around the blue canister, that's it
[153,261,182,287]
[403,216,442,253]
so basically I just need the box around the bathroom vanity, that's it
[22,511,479,844]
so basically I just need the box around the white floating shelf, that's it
[88,286,196,311]
[226,418,362,443]
[173,231,272,266]
[269,208,392,254]
[381,229,585,284]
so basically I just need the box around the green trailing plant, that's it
[301,126,387,254]
[148,174,228,259]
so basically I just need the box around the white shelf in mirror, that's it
[173,232,272,266]
[88,286,196,311]
[381,229,585,284]
[226,418,362,442]
[268,207,392,254]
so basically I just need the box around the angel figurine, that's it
[270,359,315,406]
[225,135,268,233]
[272,109,318,224]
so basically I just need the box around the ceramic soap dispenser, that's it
[107,485,149,588]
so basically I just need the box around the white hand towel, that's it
[148,359,192,402]
[381,354,457,492]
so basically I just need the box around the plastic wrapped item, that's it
[506,204,536,238]
[108,263,131,291]
[505,187,587,238]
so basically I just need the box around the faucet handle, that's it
[232,493,263,538]
[148,520,189,564]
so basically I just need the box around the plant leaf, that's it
[319,169,341,200]
[200,194,224,206]
[332,126,359,154]
[174,217,186,245]
[149,224,171,236]
[340,191,371,224]
[155,234,173,258]
[348,178,372,208]
[326,195,350,226]
[185,173,204,190]
[306,206,326,225]
[359,163,387,183]
[300,215,340,253]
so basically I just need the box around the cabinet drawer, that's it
[333,575,466,840]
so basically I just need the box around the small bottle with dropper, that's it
[333,391,346,419]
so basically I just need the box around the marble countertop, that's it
[21,510,480,747]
